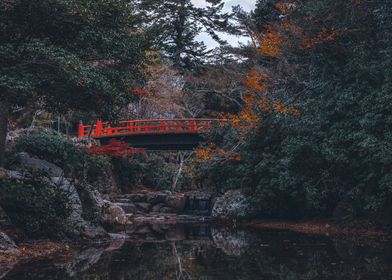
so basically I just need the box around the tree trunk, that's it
[172,152,185,193]
[172,151,193,192]
[0,103,9,168]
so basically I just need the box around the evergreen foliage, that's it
[194,0,392,219]
[136,0,237,68]
[0,0,146,165]
[13,130,110,185]
[0,175,70,237]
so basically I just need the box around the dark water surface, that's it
[3,224,392,280]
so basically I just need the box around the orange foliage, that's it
[243,69,268,92]
[195,146,215,161]
[227,68,299,133]
[230,93,267,132]
[259,28,282,57]
[195,145,241,163]
[274,100,301,117]
[274,1,297,15]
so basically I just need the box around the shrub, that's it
[0,175,70,237]
[113,153,192,192]
[13,129,111,186]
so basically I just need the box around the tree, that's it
[130,61,186,119]
[136,0,238,69]
[0,0,145,166]
[193,0,392,219]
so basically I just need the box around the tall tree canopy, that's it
[193,0,392,219]
[0,0,146,166]
[136,0,238,69]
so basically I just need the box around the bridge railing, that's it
[78,118,219,138]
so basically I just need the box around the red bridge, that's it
[78,119,218,150]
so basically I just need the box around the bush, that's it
[13,129,111,186]
[0,175,70,237]
[113,153,192,192]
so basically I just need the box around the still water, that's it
[3,223,392,280]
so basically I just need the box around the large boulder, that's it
[76,187,127,226]
[2,165,108,240]
[146,192,167,204]
[151,203,165,213]
[127,193,146,203]
[135,202,152,213]
[159,207,176,214]
[212,189,255,221]
[165,195,186,212]
[113,202,138,214]
[101,202,127,226]
[50,177,108,239]
[12,152,63,177]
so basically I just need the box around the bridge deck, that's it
[78,118,216,138]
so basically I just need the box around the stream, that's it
[2,223,392,280]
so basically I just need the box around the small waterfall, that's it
[185,195,211,216]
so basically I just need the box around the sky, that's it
[192,0,255,11]
[192,0,256,48]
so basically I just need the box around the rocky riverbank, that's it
[0,149,257,270]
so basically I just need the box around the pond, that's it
[3,223,392,280]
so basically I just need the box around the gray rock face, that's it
[146,192,167,204]
[2,162,109,240]
[113,192,192,216]
[50,177,108,239]
[159,207,176,214]
[212,190,254,221]
[13,152,63,177]
[50,177,83,222]
[165,195,186,212]
[151,203,165,213]
[135,202,152,212]
[127,193,146,202]
[75,187,128,227]
[102,202,128,226]
[114,202,138,214]
[0,231,18,253]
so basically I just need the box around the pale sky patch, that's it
[192,0,256,49]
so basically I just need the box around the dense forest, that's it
[0,0,392,268]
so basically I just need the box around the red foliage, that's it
[89,139,145,158]
[128,89,149,97]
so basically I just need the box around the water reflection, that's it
[3,224,392,280]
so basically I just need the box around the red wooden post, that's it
[95,121,103,136]
[129,121,134,133]
[160,120,164,132]
[192,119,197,132]
[78,121,85,137]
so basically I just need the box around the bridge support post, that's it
[129,121,134,133]
[96,121,103,136]
[192,120,197,132]
[78,120,84,137]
